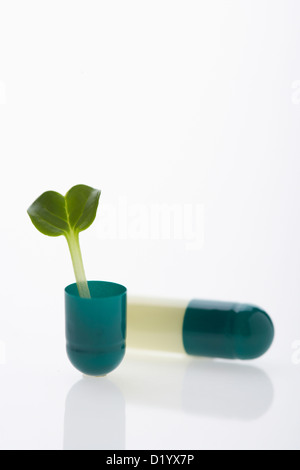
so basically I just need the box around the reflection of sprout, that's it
[27,184,101,298]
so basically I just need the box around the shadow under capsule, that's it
[63,375,125,451]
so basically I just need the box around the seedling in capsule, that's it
[27,184,101,298]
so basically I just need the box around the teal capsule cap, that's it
[65,281,127,376]
[182,300,274,360]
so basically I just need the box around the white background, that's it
[0,0,300,450]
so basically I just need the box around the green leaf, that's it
[27,191,69,237]
[27,184,101,237]
[27,184,101,298]
[65,184,101,233]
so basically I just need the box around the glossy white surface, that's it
[0,347,299,450]
[0,0,300,450]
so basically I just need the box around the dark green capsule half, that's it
[182,300,274,360]
[65,281,127,376]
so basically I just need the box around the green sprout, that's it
[27,184,101,298]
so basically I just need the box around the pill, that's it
[127,298,274,359]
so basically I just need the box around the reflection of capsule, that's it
[182,360,274,420]
[63,377,125,450]
[127,298,274,360]
[111,353,274,420]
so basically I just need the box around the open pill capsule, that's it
[127,298,274,360]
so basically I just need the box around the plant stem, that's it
[66,231,91,298]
